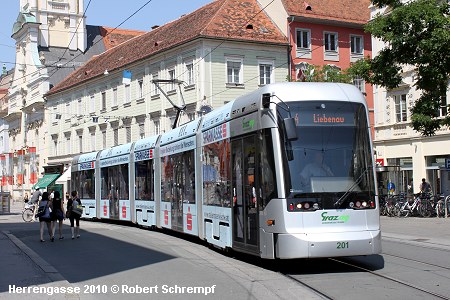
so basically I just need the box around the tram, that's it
[71,82,381,259]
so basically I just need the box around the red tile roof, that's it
[47,0,288,96]
[99,27,146,49]
[282,0,371,24]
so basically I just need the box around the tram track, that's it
[278,256,450,300]
[330,257,450,300]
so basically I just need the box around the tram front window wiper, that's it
[334,167,369,208]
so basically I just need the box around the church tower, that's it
[18,0,86,51]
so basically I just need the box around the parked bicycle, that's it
[436,195,450,218]
[396,193,422,217]
[22,202,38,222]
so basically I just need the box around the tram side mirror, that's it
[284,118,298,141]
[262,93,271,108]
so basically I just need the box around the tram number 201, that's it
[337,241,349,249]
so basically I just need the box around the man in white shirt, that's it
[300,151,334,191]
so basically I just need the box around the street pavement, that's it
[1,201,450,300]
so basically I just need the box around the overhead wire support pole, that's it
[152,79,186,129]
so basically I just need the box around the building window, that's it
[154,120,160,135]
[437,96,448,117]
[138,79,144,99]
[114,128,118,146]
[89,95,95,113]
[258,62,273,85]
[353,76,365,93]
[53,106,58,122]
[151,72,159,97]
[79,135,83,153]
[53,139,58,156]
[77,99,83,117]
[112,87,118,107]
[90,132,96,152]
[168,68,176,92]
[394,94,408,122]
[324,32,338,51]
[124,84,130,104]
[66,137,71,155]
[65,103,70,120]
[126,126,131,143]
[101,91,106,111]
[102,131,107,149]
[296,29,310,49]
[226,58,243,84]
[139,123,145,139]
[185,62,194,86]
[350,35,363,54]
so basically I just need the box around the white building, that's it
[370,4,450,195]
[44,0,288,188]
[2,0,143,199]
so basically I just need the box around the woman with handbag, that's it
[67,190,82,239]
[51,191,65,240]
[37,192,53,242]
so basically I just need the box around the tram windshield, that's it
[281,101,375,209]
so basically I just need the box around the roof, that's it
[38,25,144,89]
[99,27,146,50]
[282,0,371,25]
[46,0,288,96]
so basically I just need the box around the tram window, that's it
[135,160,154,201]
[260,129,277,208]
[161,150,196,204]
[79,170,95,199]
[202,139,231,207]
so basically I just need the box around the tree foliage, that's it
[295,64,353,83]
[349,0,450,136]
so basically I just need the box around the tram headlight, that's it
[296,203,302,209]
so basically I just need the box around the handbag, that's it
[36,202,49,218]
[71,199,83,216]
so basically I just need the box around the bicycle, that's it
[436,195,450,218]
[22,202,38,222]
[396,194,421,217]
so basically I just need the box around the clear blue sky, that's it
[0,0,212,71]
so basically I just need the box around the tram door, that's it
[231,135,258,253]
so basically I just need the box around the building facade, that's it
[370,4,450,195]
[44,0,289,176]
[2,0,143,199]
[258,0,374,134]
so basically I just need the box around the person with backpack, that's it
[67,190,83,239]
[37,192,53,242]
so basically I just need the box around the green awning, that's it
[32,174,61,189]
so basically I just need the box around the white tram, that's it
[71,82,381,259]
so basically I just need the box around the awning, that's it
[55,166,71,184]
[32,174,61,189]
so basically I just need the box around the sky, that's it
[0,0,212,71]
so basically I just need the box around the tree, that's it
[295,64,353,83]
[349,0,450,136]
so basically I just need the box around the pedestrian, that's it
[67,190,83,239]
[24,192,29,203]
[51,191,65,240]
[419,178,432,194]
[30,186,42,204]
[38,192,54,242]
